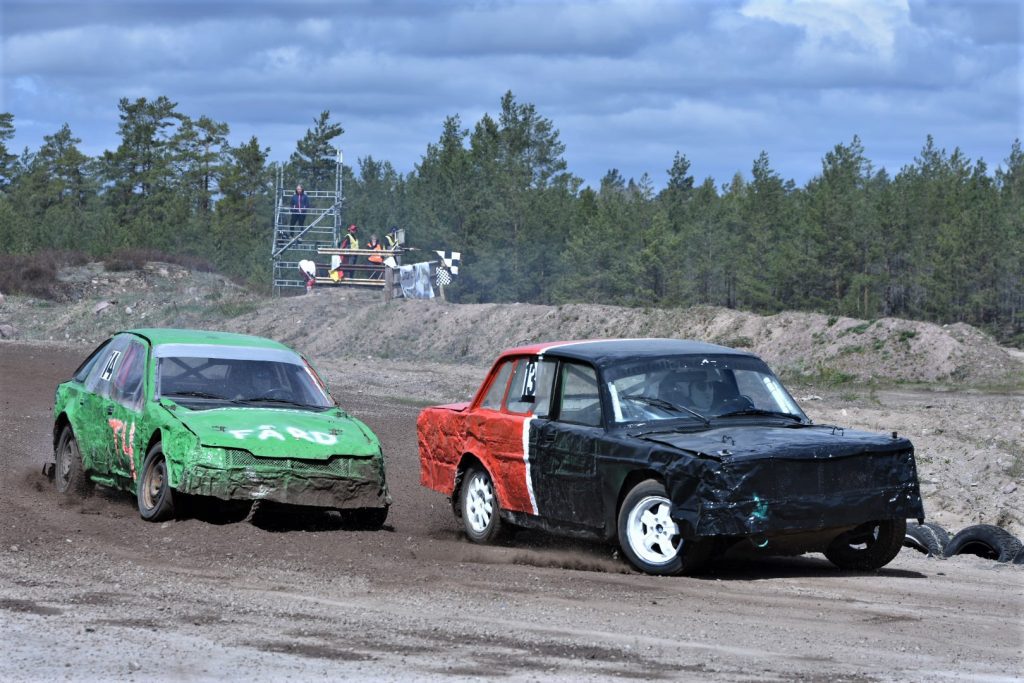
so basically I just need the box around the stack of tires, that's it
[904,521,1024,564]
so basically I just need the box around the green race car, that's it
[51,328,390,525]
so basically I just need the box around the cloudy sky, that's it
[1,0,1020,189]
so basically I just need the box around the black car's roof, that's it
[504,338,757,367]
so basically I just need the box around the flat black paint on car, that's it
[517,342,923,545]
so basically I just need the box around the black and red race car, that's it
[417,339,924,575]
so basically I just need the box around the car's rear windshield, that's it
[154,345,332,410]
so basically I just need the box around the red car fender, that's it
[417,403,536,515]
[417,404,467,496]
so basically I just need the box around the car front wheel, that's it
[825,518,906,570]
[617,479,709,576]
[137,443,175,522]
[54,426,91,496]
[459,466,504,543]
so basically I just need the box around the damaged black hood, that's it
[637,424,910,463]
[645,423,923,539]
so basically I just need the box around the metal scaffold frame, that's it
[271,148,344,295]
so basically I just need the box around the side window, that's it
[506,358,557,416]
[480,360,514,410]
[532,360,557,417]
[85,336,130,395]
[72,339,111,384]
[110,340,147,410]
[557,362,602,427]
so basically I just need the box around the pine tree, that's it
[288,110,343,192]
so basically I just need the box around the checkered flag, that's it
[435,251,460,276]
[436,267,452,287]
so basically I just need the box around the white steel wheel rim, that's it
[465,473,495,533]
[627,495,681,565]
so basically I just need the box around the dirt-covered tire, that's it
[1013,547,1024,565]
[54,425,91,496]
[903,521,950,557]
[617,479,710,576]
[137,443,175,522]
[340,506,390,530]
[943,524,1022,563]
[825,519,906,571]
[459,466,504,543]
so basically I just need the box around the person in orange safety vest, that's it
[366,233,384,279]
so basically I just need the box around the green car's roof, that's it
[124,328,291,351]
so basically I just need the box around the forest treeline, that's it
[0,92,1021,345]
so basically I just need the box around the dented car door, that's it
[102,337,149,484]
[530,361,605,528]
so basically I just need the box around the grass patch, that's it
[207,301,260,318]
[845,322,873,335]
[721,336,753,349]
[104,248,217,274]
[801,364,857,387]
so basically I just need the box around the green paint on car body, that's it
[52,329,390,514]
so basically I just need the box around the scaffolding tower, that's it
[271,149,344,295]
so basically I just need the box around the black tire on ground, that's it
[339,506,390,530]
[137,443,175,522]
[459,466,505,544]
[617,479,711,576]
[1013,546,1024,565]
[54,425,92,496]
[825,519,906,571]
[943,524,1022,563]
[903,521,950,557]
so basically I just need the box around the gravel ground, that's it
[1,342,1022,682]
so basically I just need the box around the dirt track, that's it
[1,343,1022,682]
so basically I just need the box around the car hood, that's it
[637,424,910,462]
[169,406,380,459]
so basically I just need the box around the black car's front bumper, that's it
[667,448,924,539]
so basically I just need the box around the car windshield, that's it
[156,350,332,411]
[604,354,806,425]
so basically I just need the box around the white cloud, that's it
[13,76,38,95]
[741,0,912,61]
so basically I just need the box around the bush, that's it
[103,248,217,273]
[0,250,90,300]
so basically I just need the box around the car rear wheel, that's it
[137,443,175,522]
[825,518,906,570]
[617,479,709,576]
[460,466,504,543]
[54,426,91,496]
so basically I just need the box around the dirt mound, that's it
[227,293,1022,387]
[1,261,1020,388]
[0,262,256,345]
